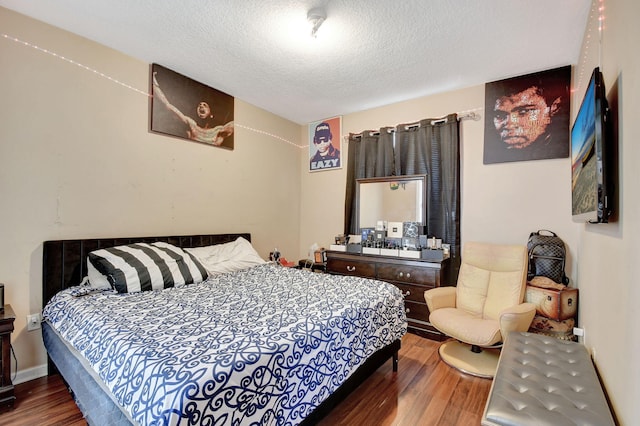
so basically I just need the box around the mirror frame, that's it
[355,174,427,232]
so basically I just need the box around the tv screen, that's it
[571,67,612,223]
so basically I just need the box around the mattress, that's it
[42,321,135,425]
[43,263,407,425]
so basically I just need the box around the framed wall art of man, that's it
[483,66,571,164]
[309,116,342,172]
[151,63,235,150]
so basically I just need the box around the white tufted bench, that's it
[482,332,615,426]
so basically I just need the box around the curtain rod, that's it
[457,110,482,121]
[404,110,482,129]
[348,109,483,139]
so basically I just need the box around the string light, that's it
[597,0,605,67]
[2,32,303,149]
[2,33,150,97]
[235,123,303,149]
[573,0,605,97]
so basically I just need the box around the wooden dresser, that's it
[326,251,450,340]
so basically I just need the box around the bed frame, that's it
[42,233,400,425]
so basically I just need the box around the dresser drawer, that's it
[327,258,376,278]
[377,263,437,286]
[404,300,431,322]
[394,282,434,303]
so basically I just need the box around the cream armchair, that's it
[424,241,536,378]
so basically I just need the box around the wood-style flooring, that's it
[0,333,492,425]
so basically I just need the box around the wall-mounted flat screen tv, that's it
[571,67,613,223]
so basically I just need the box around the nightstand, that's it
[0,305,15,408]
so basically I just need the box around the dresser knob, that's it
[406,273,411,279]
[406,308,410,313]
[346,265,356,272]
[403,290,411,297]
[398,272,404,278]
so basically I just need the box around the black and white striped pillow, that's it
[88,242,209,293]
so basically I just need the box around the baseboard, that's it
[14,364,48,385]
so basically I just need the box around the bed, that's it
[41,233,407,425]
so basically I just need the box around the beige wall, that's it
[570,0,639,423]
[0,8,302,381]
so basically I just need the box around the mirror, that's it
[356,175,426,231]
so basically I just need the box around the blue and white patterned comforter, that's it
[43,263,407,425]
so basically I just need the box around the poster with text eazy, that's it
[309,116,342,172]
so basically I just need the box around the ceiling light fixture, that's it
[307,7,326,38]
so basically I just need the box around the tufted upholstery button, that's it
[481,331,615,426]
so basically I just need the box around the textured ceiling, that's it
[0,0,591,124]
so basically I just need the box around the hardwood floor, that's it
[0,374,85,426]
[0,334,492,425]
[318,334,492,426]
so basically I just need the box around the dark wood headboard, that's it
[42,233,251,308]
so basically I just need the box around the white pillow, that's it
[185,237,266,275]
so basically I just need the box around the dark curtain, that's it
[395,114,461,285]
[344,127,395,235]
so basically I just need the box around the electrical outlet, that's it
[27,313,42,331]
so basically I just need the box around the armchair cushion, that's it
[424,286,456,312]
[429,308,502,347]
[425,242,533,349]
[498,302,536,337]
[456,242,529,320]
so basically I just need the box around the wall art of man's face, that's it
[492,86,560,149]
